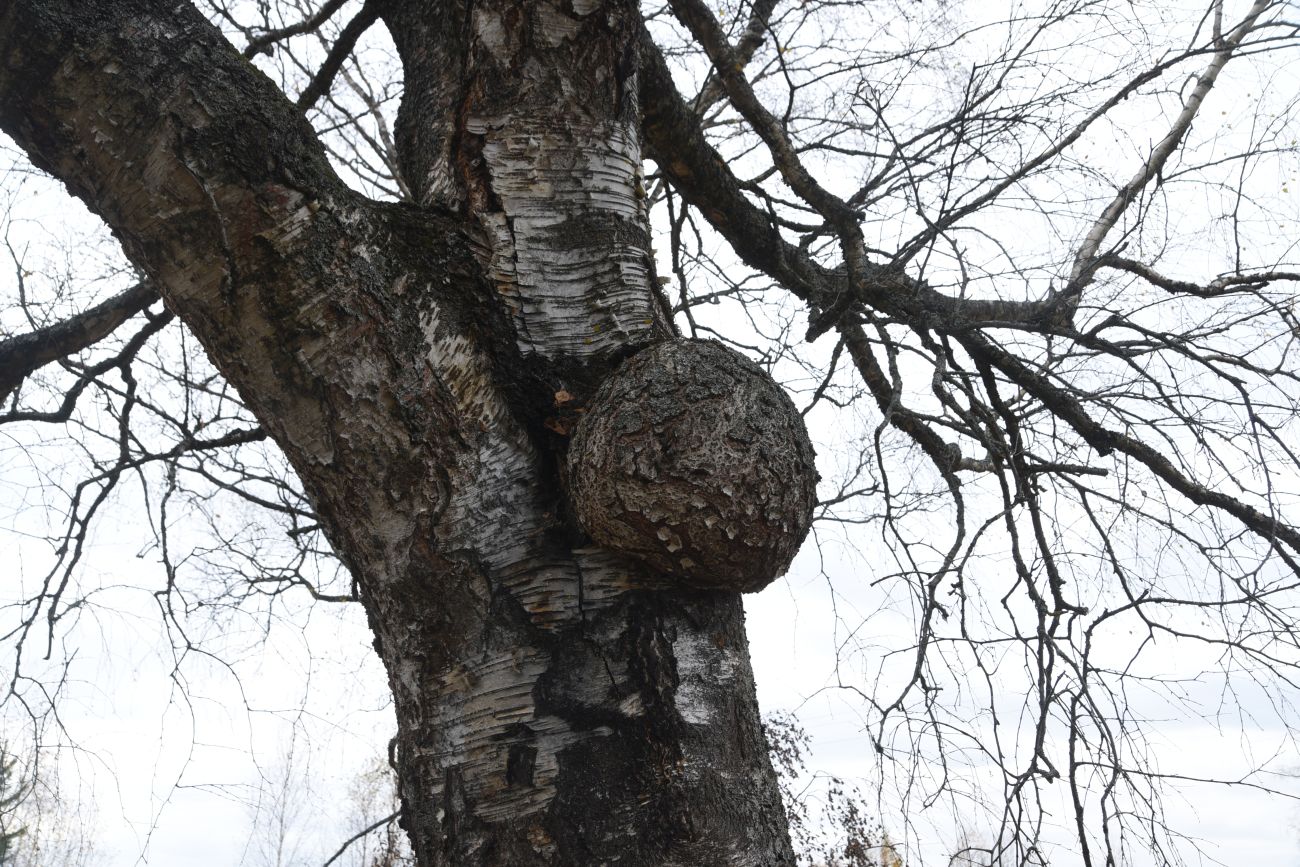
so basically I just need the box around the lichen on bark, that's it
[567,338,818,592]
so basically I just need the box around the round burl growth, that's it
[567,339,817,592]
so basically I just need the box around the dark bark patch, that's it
[506,742,538,787]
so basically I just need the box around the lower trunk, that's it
[375,556,795,866]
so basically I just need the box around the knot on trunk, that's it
[567,339,818,592]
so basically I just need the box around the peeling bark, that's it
[0,1,799,864]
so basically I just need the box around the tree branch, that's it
[243,0,352,57]
[958,329,1300,569]
[1100,254,1300,297]
[666,0,875,340]
[1068,0,1273,290]
[688,0,781,116]
[667,0,856,225]
[637,27,1064,332]
[0,281,161,402]
[321,810,401,866]
[296,0,383,111]
[0,0,435,470]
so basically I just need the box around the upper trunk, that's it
[0,1,802,864]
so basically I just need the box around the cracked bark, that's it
[0,1,800,864]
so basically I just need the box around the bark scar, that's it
[173,122,239,304]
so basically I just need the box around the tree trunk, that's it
[0,1,801,864]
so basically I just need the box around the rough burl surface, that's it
[567,338,818,592]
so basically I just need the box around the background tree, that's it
[243,736,317,867]
[0,741,98,867]
[0,744,26,862]
[332,759,415,867]
[2,0,1300,865]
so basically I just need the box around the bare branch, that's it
[296,0,383,111]
[1068,0,1274,290]
[243,0,352,57]
[0,281,160,402]
[1100,254,1300,297]
[320,810,401,867]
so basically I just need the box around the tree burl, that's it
[568,338,818,592]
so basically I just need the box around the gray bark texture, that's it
[0,1,812,864]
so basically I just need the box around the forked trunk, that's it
[0,1,803,863]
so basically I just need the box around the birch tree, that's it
[2,0,1300,865]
